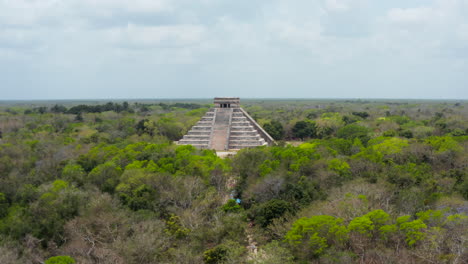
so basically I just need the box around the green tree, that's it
[204,245,229,264]
[348,210,390,237]
[62,163,86,186]
[425,136,462,153]
[398,216,427,246]
[0,193,8,218]
[250,199,294,227]
[222,199,242,213]
[264,120,285,140]
[285,215,348,257]
[292,121,316,140]
[352,111,369,119]
[328,158,351,179]
[87,162,123,193]
[337,124,370,144]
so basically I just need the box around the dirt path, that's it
[223,175,259,260]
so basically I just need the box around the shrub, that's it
[222,199,242,213]
[337,124,370,144]
[285,215,348,257]
[45,256,75,264]
[250,199,294,227]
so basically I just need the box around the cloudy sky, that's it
[1,0,467,99]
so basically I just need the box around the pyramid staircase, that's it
[177,98,274,151]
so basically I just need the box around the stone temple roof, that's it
[177,97,275,151]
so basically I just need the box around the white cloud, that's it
[387,7,434,25]
[457,24,468,41]
[0,28,42,48]
[105,24,205,48]
[324,0,368,12]
[78,0,170,12]
[0,0,467,99]
[0,0,171,26]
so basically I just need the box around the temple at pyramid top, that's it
[177,97,275,151]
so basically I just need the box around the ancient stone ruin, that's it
[177,97,275,151]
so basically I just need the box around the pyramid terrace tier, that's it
[230,126,256,131]
[187,131,212,135]
[230,131,258,136]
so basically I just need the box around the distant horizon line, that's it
[0,97,467,102]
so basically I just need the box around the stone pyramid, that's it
[177,98,275,151]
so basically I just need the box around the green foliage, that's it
[378,224,398,240]
[285,215,348,256]
[348,210,390,237]
[388,115,411,125]
[425,136,462,153]
[62,163,86,185]
[0,180,82,243]
[258,159,280,176]
[459,179,468,200]
[348,216,373,236]
[416,209,445,226]
[32,180,83,242]
[250,199,294,227]
[0,205,32,239]
[203,241,246,264]
[155,116,185,140]
[249,241,295,264]
[354,137,409,163]
[352,111,369,119]
[371,137,408,156]
[337,124,370,144]
[316,112,345,138]
[365,209,390,227]
[399,219,427,246]
[0,100,467,263]
[0,192,8,218]
[398,129,413,138]
[165,214,190,239]
[87,161,123,193]
[222,199,242,213]
[45,256,76,264]
[264,120,285,140]
[204,245,229,264]
[292,120,317,140]
[328,158,351,178]
[387,163,431,188]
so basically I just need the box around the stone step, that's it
[200,117,214,121]
[230,135,261,140]
[178,139,210,145]
[230,126,255,131]
[231,117,247,122]
[188,131,211,135]
[183,135,211,140]
[197,121,212,125]
[179,144,210,149]
[229,146,260,150]
[229,140,263,145]
[230,137,266,143]
[231,121,250,126]
[229,138,264,142]
[229,141,268,148]
[192,125,212,130]
[230,131,258,136]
